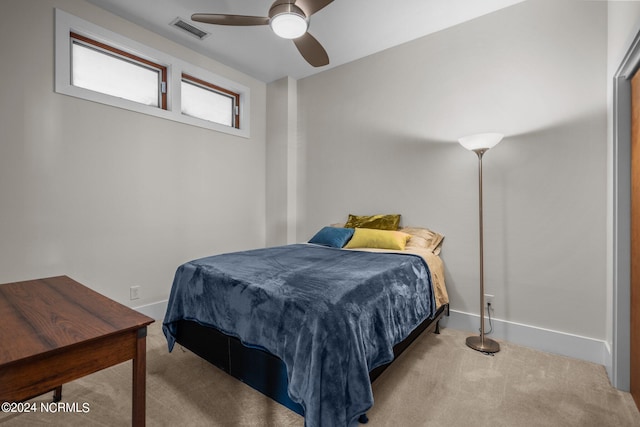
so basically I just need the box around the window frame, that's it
[181,73,240,129]
[55,9,251,138]
[70,31,168,110]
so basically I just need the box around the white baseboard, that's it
[136,301,608,367]
[604,340,614,382]
[439,309,608,366]
[133,299,168,321]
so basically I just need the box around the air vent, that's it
[171,17,210,40]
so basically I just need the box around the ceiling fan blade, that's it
[293,32,329,67]
[191,14,270,26]
[294,0,334,17]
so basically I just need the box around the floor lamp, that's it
[458,132,503,354]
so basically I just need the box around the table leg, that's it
[132,327,147,427]
[53,386,62,402]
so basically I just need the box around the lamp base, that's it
[466,335,500,353]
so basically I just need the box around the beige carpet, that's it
[2,322,639,427]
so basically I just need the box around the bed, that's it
[163,223,449,427]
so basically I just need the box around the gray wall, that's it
[297,0,608,339]
[266,77,298,247]
[1,0,626,367]
[0,0,267,305]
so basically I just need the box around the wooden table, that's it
[0,276,154,426]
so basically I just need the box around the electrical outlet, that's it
[130,286,140,300]
[484,293,494,306]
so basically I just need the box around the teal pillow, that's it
[309,227,355,248]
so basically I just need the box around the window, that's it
[70,32,167,109]
[54,9,251,138]
[181,74,240,128]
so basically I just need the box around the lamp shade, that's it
[270,11,308,39]
[458,133,504,151]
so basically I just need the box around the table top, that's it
[0,276,154,367]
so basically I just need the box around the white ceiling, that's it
[85,0,526,83]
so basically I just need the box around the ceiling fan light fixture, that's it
[269,4,308,39]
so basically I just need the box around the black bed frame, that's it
[174,303,449,420]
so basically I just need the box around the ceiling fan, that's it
[192,0,333,67]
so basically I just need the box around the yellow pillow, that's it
[344,214,401,230]
[344,228,411,250]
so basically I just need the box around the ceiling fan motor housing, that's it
[269,3,309,39]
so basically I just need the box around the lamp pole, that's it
[464,148,500,353]
[458,133,502,354]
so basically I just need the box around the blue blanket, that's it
[163,244,435,427]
